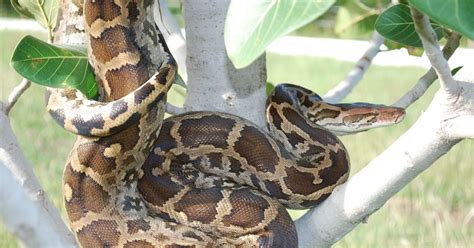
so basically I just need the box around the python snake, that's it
[46,0,405,247]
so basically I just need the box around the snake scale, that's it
[46,0,405,247]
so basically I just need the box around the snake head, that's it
[305,102,406,136]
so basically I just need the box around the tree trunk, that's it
[182,0,267,127]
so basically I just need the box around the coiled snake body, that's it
[47,0,405,247]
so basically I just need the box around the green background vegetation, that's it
[1,29,473,247]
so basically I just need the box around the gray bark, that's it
[182,0,267,127]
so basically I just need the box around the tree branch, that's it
[410,7,458,94]
[0,102,77,247]
[3,79,31,115]
[182,0,267,127]
[295,70,474,246]
[323,32,384,103]
[295,7,474,248]
[392,32,461,108]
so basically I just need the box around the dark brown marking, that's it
[77,142,116,174]
[282,107,338,147]
[89,25,137,63]
[222,189,268,228]
[263,180,287,199]
[178,115,236,149]
[138,161,184,206]
[173,188,221,224]
[257,205,297,247]
[342,113,378,124]
[283,130,306,149]
[126,219,151,234]
[71,113,105,135]
[165,245,196,248]
[308,108,341,122]
[104,60,150,99]
[182,231,204,242]
[228,156,245,175]
[299,144,327,162]
[109,100,128,120]
[126,1,139,22]
[318,149,349,188]
[283,167,317,196]
[124,240,155,248]
[77,220,120,247]
[107,122,141,152]
[134,82,156,104]
[267,105,283,130]
[63,165,111,222]
[49,108,65,127]
[234,126,278,173]
[84,0,121,26]
[108,112,141,134]
[249,174,260,188]
[156,66,171,85]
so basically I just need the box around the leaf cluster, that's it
[7,0,474,95]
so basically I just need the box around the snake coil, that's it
[47,0,405,247]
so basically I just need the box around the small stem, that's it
[4,79,31,116]
[323,31,384,103]
[392,32,461,108]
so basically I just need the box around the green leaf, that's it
[10,0,34,18]
[451,66,463,76]
[10,35,98,99]
[409,0,474,40]
[174,74,187,89]
[266,82,275,95]
[10,0,58,33]
[406,46,424,57]
[375,4,444,47]
[225,0,335,68]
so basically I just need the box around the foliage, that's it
[10,0,57,39]
[225,0,335,68]
[334,0,385,35]
[409,0,474,40]
[10,35,98,99]
[375,4,444,48]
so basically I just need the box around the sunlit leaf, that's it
[11,35,98,99]
[225,0,335,68]
[375,4,444,47]
[409,0,474,39]
[10,0,58,31]
[10,0,34,18]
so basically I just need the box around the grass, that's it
[1,30,473,247]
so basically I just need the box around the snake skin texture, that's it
[46,0,406,247]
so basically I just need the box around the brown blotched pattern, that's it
[51,0,405,246]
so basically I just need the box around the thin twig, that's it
[411,7,458,93]
[392,32,461,108]
[154,0,187,81]
[4,78,31,115]
[323,32,384,103]
[166,102,185,115]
